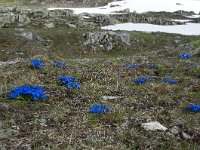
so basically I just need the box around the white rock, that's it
[171,126,180,135]
[182,132,193,140]
[101,96,122,100]
[141,121,167,131]
[44,22,55,29]
[15,32,33,40]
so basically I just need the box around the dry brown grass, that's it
[0,27,200,149]
[0,50,200,149]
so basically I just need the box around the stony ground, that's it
[0,0,114,7]
[0,27,200,149]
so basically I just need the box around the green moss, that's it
[191,40,200,46]
[10,100,28,109]
[88,114,99,125]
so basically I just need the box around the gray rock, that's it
[101,96,123,100]
[18,14,31,25]
[182,132,193,140]
[0,22,5,28]
[31,8,49,18]
[171,126,180,135]
[48,9,73,18]
[15,32,33,40]
[44,22,55,28]
[0,12,16,24]
[0,7,13,13]
[0,58,26,67]
[84,31,130,45]
[83,31,131,50]
[67,23,76,28]
[13,6,24,14]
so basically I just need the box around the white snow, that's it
[48,0,200,14]
[186,15,200,18]
[171,19,192,22]
[101,23,200,35]
[47,0,200,35]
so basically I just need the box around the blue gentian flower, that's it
[127,63,138,69]
[185,103,200,112]
[107,61,113,65]
[58,76,75,85]
[66,81,80,89]
[148,77,154,81]
[178,53,192,59]
[58,75,80,89]
[89,104,111,113]
[161,78,177,83]
[147,63,156,68]
[53,61,65,68]
[7,85,46,100]
[127,65,132,69]
[134,77,154,84]
[134,77,147,84]
[31,59,43,69]
[132,63,138,68]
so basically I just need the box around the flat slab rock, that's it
[101,96,123,100]
[141,121,167,131]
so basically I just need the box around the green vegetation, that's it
[191,40,200,46]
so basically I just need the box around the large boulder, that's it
[0,7,15,13]
[30,8,49,18]
[0,12,16,27]
[18,14,31,25]
[83,31,131,51]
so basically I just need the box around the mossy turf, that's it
[0,28,200,149]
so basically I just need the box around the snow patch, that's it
[101,23,200,35]
[48,0,200,14]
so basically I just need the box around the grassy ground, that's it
[0,27,200,149]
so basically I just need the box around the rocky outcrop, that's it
[29,0,115,7]
[0,7,75,28]
[0,7,30,28]
[110,12,188,25]
[0,6,198,29]
[192,18,200,23]
[83,31,131,51]
[76,13,119,28]
[0,10,16,27]
[173,10,195,16]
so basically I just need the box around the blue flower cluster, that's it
[58,75,80,89]
[134,77,154,84]
[127,63,138,69]
[161,78,177,83]
[185,103,200,112]
[178,53,192,59]
[7,85,46,101]
[53,61,65,68]
[147,63,156,68]
[89,104,111,113]
[107,61,113,65]
[31,59,43,69]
